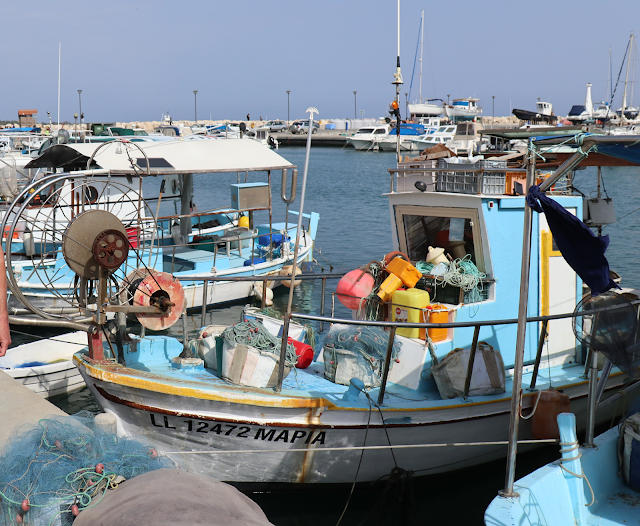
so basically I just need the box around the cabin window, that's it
[374,129,387,134]
[395,205,485,272]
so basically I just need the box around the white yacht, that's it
[409,124,457,150]
[444,98,482,119]
[345,125,390,150]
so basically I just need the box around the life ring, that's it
[383,251,409,266]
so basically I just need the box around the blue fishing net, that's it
[0,411,172,526]
[222,319,297,366]
[323,325,401,375]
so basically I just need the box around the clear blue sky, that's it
[1,0,637,123]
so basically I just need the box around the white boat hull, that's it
[444,106,482,119]
[74,354,639,485]
[0,332,88,398]
[408,103,444,117]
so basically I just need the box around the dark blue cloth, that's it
[526,185,617,296]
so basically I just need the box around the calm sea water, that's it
[35,147,640,524]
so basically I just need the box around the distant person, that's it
[259,116,262,121]
[247,114,250,121]
[0,244,11,357]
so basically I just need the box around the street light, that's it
[193,90,198,123]
[77,90,82,125]
[447,94,450,105]
[405,93,409,120]
[286,90,291,125]
[353,91,357,120]
[492,95,495,128]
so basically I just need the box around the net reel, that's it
[2,172,184,333]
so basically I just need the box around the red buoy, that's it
[287,338,314,369]
[71,505,79,517]
[54,440,62,449]
[148,448,158,459]
[15,514,22,524]
[95,463,104,475]
[336,269,375,310]
[21,500,29,512]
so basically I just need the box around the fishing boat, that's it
[444,98,482,119]
[3,138,319,315]
[485,411,640,525]
[0,331,88,397]
[512,101,557,124]
[23,130,637,486]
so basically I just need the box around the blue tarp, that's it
[1,127,40,133]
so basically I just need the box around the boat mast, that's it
[419,9,424,104]
[392,0,404,163]
[631,33,637,111]
[622,33,633,119]
[57,42,61,131]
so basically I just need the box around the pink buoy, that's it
[148,448,158,459]
[336,269,375,310]
[95,463,104,475]
[21,500,29,512]
[71,505,79,517]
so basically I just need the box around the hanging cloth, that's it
[526,185,618,296]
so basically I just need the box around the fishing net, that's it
[222,319,298,366]
[573,291,640,378]
[323,324,401,377]
[0,411,172,526]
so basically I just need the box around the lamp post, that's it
[492,95,495,128]
[286,90,291,125]
[74,113,78,133]
[447,94,450,105]
[193,90,198,123]
[77,90,82,125]
[353,91,357,120]
[405,92,409,120]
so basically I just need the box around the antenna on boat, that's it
[392,0,404,163]
[275,107,318,393]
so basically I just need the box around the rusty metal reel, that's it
[92,229,129,270]
[63,210,128,279]
[133,270,185,330]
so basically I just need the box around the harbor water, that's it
[21,147,640,524]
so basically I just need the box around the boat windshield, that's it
[358,128,374,134]
[395,206,483,269]
[374,129,387,134]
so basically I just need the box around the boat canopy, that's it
[24,139,294,175]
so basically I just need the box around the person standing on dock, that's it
[246,113,250,121]
[0,245,11,356]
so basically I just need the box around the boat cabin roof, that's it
[24,139,294,175]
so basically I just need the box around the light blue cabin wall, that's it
[387,192,583,373]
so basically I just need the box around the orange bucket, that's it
[428,304,449,342]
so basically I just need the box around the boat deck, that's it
[588,491,640,525]
[76,335,607,413]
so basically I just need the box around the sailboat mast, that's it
[419,10,424,103]
[631,34,636,111]
[57,42,61,131]
[392,0,404,163]
[622,33,633,116]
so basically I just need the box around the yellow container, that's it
[386,257,422,288]
[377,274,403,302]
[428,304,450,342]
[392,288,431,339]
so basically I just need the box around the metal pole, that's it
[405,93,409,119]
[529,319,548,390]
[201,279,208,325]
[286,91,291,126]
[276,107,317,392]
[193,90,198,123]
[500,141,536,498]
[353,91,357,120]
[320,277,327,332]
[462,326,481,398]
[584,348,599,447]
[78,90,82,125]
[492,96,495,128]
[378,327,397,405]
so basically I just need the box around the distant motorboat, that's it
[512,101,557,124]
[409,124,457,150]
[345,125,390,151]
[376,123,426,151]
[444,98,482,119]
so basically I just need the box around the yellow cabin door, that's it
[539,211,578,360]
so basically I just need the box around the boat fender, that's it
[529,389,571,439]
[336,269,375,310]
[252,282,273,306]
[280,265,301,288]
[383,251,409,266]
[171,222,182,245]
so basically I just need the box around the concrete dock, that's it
[0,369,66,447]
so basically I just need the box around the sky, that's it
[1,0,638,123]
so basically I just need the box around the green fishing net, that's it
[0,411,172,526]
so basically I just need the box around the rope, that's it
[433,255,486,301]
[222,319,297,367]
[558,439,595,506]
[520,390,542,420]
[163,438,557,455]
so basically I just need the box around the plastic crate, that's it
[481,172,507,195]
[436,170,505,195]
